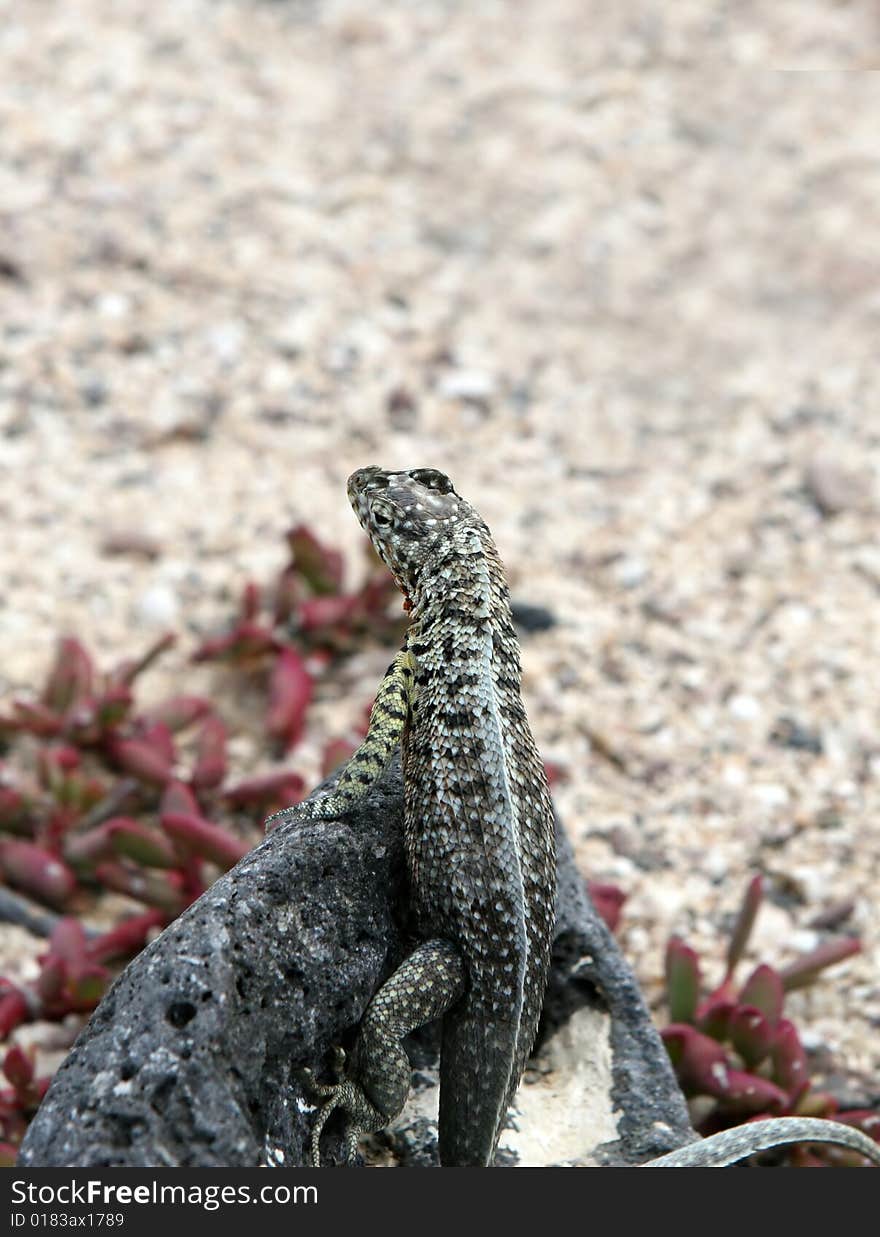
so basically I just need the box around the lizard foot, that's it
[301,1048,387,1167]
[264,803,302,835]
[265,794,349,835]
[265,800,326,835]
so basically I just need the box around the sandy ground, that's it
[2,1,879,1107]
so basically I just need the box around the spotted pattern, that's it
[288,467,557,1167]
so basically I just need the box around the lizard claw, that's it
[264,804,303,835]
[328,1044,348,1081]
[300,1046,347,1099]
[300,1049,385,1167]
[265,794,343,835]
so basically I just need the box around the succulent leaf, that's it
[286,525,345,595]
[266,648,313,753]
[738,963,784,1025]
[665,938,701,1024]
[729,1004,774,1068]
[779,938,861,992]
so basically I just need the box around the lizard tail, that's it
[643,1116,880,1167]
[437,997,524,1167]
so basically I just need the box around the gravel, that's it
[2,0,879,1102]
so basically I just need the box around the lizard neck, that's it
[407,527,514,637]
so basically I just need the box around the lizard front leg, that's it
[265,647,414,831]
[303,938,466,1166]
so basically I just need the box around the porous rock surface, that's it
[19,759,693,1167]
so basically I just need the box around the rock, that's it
[751,782,790,808]
[96,293,131,320]
[386,385,417,430]
[0,254,25,284]
[727,693,761,721]
[205,321,245,365]
[80,379,107,408]
[437,370,496,406]
[510,602,557,633]
[19,764,404,1169]
[18,757,694,1167]
[613,557,648,589]
[769,716,823,755]
[101,530,162,562]
[804,458,873,517]
[0,887,63,939]
[134,584,179,627]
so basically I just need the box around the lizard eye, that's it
[411,468,454,494]
[372,506,394,527]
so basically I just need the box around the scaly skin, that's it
[642,1116,880,1167]
[268,466,557,1166]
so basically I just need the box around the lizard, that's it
[267,468,880,1171]
[267,466,557,1167]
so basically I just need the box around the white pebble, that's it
[135,583,179,627]
[97,292,131,319]
[751,783,789,807]
[728,693,761,720]
[613,557,648,588]
[789,866,825,903]
[438,370,496,403]
[799,1029,825,1052]
[722,761,748,786]
[781,603,813,629]
[705,852,729,880]
[206,320,244,363]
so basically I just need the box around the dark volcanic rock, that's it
[19,757,693,1167]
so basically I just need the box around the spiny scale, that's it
[269,467,557,1167]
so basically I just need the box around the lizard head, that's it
[347,466,483,605]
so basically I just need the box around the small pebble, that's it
[206,321,245,364]
[728,693,761,721]
[437,370,496,405]
[96,292,131,320]
[804,457,873,517]
[101,530,162,561]
[800,1029,825,1052]
[751,783,789,807]
[511,602,557,633]
[769,716,823,755]
[721,761,748,786]
[705,852,729,881]
[613,557,648,589]
[789,928,820,953]
[134,584,179,627]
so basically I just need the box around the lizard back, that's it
[348,467,557,1165]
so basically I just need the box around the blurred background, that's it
[1,1,879,1154]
